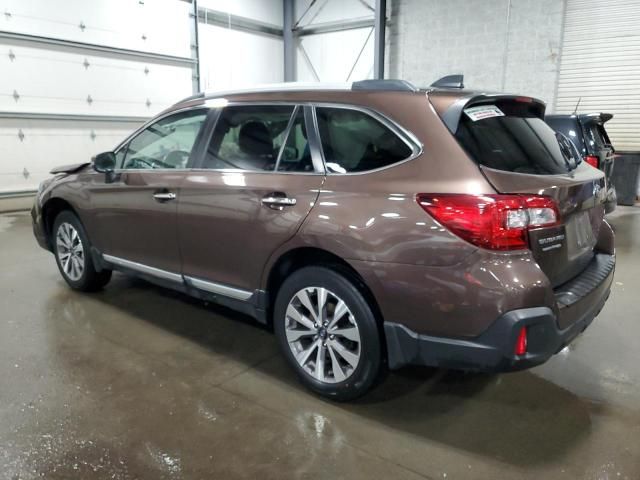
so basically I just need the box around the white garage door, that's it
[0,0,195,195]
[555,0,640,150]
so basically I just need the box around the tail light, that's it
[584,155,599,168]
[514,327,528,356]
[416,194,560,251]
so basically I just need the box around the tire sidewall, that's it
[274,266,382,401]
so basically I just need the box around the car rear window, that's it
[585,122,611,149]
[455,102,579,175]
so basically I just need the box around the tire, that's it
[274,266,383,401]
[52,210,112,292]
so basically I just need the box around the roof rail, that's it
[430,74,464,89]
[351,79,418,92]
[175,92,205,104]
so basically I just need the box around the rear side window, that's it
[456,103,579,175]
[315,107,413,173]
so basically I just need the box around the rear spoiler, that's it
[579,112,613,124]
[437,94,547,134]
[50,162,91,174]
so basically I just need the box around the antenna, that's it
[572,97,581,115]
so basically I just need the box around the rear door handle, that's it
[153,191,177,202]
[261,194,297,210]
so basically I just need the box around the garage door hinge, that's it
[18,129,24,142]
[12,90,19,102]
[8,49,15,61]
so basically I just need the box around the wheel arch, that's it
[263,246,385,332]
[41,197,80,248]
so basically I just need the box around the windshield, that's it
[456,103,580,175]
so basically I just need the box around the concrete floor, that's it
[1,208,639,480]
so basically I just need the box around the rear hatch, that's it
[579,113,615,184]
[439,95,607,288]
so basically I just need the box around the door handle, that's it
[153,191,177,202]
[261,194,297,210]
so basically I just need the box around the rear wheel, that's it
[274,266,382,401]
[52,211,112,291]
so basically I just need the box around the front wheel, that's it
[274,266,383,401]
[52,211,112,292]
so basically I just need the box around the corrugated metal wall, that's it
[555,0,640,150]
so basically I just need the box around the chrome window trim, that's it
[111,100,424,176]
[187,168,324,176]
[184,276,253,301]
[103,254,183,283]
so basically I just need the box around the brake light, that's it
[515,327,528,356]
[416,194,559,251]
[584,155,599,168]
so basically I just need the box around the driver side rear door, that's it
[89,107,210,277]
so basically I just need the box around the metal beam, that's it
[295,17,375,37]
[190,0,201,93]
[373,0,386,79]
[0,112,149,123]
[283,0,296,81]
[197,8,283,38]
[0,31,195,67]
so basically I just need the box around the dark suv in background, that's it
[546,113,617,212]
[32,78,615,400]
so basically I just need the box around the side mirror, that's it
[93,151,116,173]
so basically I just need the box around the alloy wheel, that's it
[55,222,85,281]
[285,287,361,384]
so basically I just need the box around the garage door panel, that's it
[0,118,134,194]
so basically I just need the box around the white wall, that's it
[294,0,375,82]
[0,0,194,195]
[199,0,283,26]
[1,0,192,57]
[197,0,284,90]
[387,0,565,106]
[199,25,284,90]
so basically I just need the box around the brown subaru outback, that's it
[32,78,615,400]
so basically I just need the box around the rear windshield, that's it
[455,102,579,175]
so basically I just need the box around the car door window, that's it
[315,107,414,173]
[202,105,295,171]
[276,108,314,172]
[120,109,207,170]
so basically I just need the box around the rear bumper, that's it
[385,253,615,372]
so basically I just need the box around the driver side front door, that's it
[90,108,209,277]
